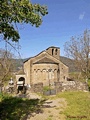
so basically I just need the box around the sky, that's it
[1,0,90,58]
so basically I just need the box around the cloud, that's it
[79,12,85,20]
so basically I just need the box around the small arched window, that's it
[52,49,54,55]
[55,49,58,55]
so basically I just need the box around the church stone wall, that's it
[32,63,59,86]
[24,60,31,84]
[60,62,69,82]
[23,46,69,87]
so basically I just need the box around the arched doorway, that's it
[16,77,26,94]
[18,77,25,84]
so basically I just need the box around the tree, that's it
[0,49,15,83]
[64,30,90,79]
[0,0,48,42]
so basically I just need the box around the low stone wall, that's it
[55,81,89,93]
[31,82,43,93]
[30,81,89,95]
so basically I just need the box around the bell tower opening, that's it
[46,46,60,59]
[52,49,54,55]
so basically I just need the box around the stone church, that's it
[16,46,69,86]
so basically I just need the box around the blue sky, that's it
[1,0,90,58]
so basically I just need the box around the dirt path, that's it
[15,92,67,120]
[27,96,67,120]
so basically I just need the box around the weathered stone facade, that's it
[23,46,69,86]
[16,46,89,93]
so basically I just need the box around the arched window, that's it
[52,49,54,55]
[55,49,58,55]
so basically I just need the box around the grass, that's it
[0,93,45,120]
[0,91,90,120]
[56,91,90,120]
[46,117,52,120]
[48,110,51,113]
[42,91,90,120]
[49,114,53,117]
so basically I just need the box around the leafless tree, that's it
[0,48,15,84]
[64,30,90,80]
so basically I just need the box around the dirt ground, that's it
[26,93,67,120]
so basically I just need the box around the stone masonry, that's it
[16,46,89,93]
[23,46,68,86]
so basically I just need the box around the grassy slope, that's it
[60,56,78,72]
[56,91,90,120]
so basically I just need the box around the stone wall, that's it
[46,46,60,60]
[32,63,59,86]
[31,82,43,93]
[55,81,89,93]
[30,80,89,95]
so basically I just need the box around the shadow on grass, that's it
[0,94,47,120]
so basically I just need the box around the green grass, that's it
[56,91,90,120]
[43,86,51,92]
[0,91,90,120]
[0,93,45,120]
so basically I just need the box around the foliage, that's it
[0,93,45,120]
[64,29,90,79]
[57,91,90,120]
[69,72,87,82]
[69,72,79,80]
[43,86,51,92]
[0,0,48,42]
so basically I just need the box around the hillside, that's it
[14,56,77,73]
[60,56,78,72]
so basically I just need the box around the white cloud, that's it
[79,12,85,20]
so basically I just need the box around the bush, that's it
[43,86,51,92]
